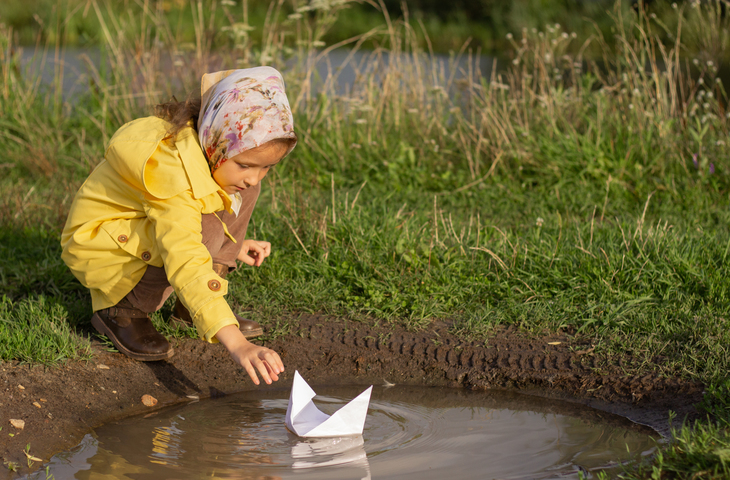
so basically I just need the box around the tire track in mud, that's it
[270,315,702,409]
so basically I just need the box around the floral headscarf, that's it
[198,67,296,172]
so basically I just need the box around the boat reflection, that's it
[291,434,371,479]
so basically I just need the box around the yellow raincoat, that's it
[61,116,239,342]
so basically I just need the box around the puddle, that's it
[32,386,658,480]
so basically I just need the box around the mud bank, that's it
[0,314,704,478]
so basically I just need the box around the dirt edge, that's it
[0,314,704,478]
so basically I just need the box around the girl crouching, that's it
[61,67,294,385]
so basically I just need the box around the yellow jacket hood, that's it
[104,117,224,201]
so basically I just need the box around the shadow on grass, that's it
[0,224,92,331]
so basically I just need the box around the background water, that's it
[17,47,497,100]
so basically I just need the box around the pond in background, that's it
[31,385,658,480]
[17,47,498,101]
[16,45,730,114]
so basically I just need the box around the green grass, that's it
[1,0,727,61]
[0,295,92,365]
[0,0,614,53]
[226,161,730,380]
[1,0,730,477]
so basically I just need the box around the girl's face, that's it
[212,142,288,194]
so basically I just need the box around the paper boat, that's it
[285,371,373,437]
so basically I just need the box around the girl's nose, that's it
[244,169,262,187]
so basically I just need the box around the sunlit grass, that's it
[0,295,92,365]
[0,0,622,53]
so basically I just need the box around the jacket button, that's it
[117,234,128,243]
[208,279,221,291]
[141,251,151,261]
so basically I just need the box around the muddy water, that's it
[34,386,657,480]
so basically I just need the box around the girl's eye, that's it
[238,163,249,169]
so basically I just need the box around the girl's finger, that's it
[269,352,284,372]
[239,249,256,266]
[243,361,260,385]
[264,361,280,382]
[253,359,273,384]
[248,245,265,266]
[263,352,282,375]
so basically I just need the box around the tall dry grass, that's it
[0,0,728,235]
[1,1,728,181]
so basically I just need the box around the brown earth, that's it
[0,314,704,478]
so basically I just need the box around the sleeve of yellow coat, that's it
[142,190,238,342]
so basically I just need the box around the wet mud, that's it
[0,314,704,478]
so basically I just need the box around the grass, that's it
[0,0,620,54]
[2,0,728,61]
[1,0,730,477]
[0,295,92,365]
[232,176,730,381]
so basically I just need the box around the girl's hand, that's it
[237,240,271,267]
[215,325,284,385]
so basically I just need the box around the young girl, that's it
[61,67,295,386]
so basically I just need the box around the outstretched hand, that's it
[237,240,271,267]
[215,325,284,385]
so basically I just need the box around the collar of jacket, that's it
[104,116,231,211]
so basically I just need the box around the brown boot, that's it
[169,263,263,339]
[91,299,173,361]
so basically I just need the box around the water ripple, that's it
[34,386,657,480]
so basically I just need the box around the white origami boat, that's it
[285,371,373,438]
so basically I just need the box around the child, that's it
[61,67,295,385]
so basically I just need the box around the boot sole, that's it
[169,315,263,339]
[91,313,174,362]
[241,327,264,339]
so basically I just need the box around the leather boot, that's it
[91,298,173,361]
[169,263,263,339]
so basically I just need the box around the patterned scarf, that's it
[198,67,296,172]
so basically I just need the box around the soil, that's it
[0,314,704,478]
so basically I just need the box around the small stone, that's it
[141,395,157,407]
[47,413,53,419]
[97,364,110,370]
[112,391,117,394]
[17,385,25,390]
[32,402,41,409]
[547,342,562,345]
[10,419,24,430]
[186,395,199,400]
[40,398,47,402]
